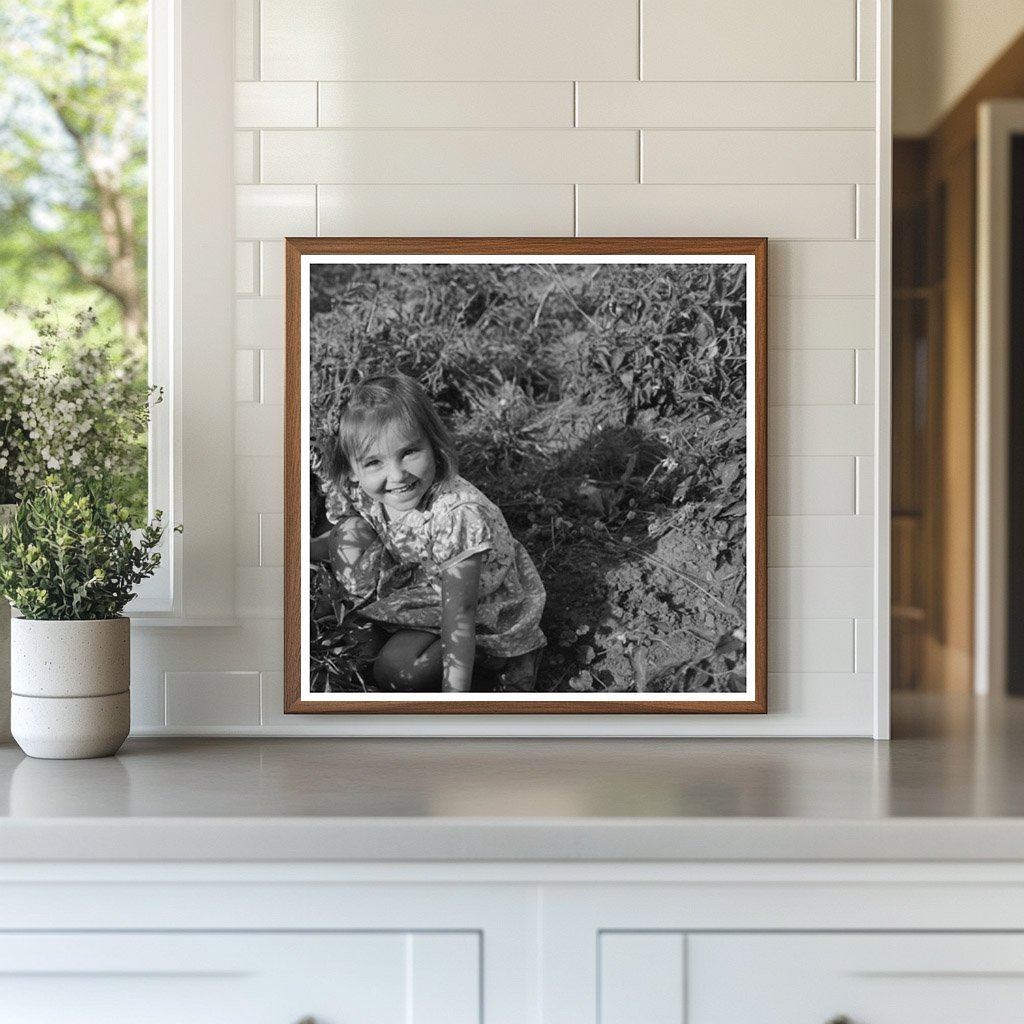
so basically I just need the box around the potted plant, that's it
[0,302,156,747]
[0,479,170,758]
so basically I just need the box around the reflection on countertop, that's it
[0,693,1020,821]
[0,693,1022,863]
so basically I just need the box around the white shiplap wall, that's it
[133,0,885,737]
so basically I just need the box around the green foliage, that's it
[308,563,378,693]
[0,301,154,516]
[0,0,148,343]
[0,477,171,620]
[310,262,750,694]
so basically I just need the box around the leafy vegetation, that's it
[0,477,171,619]
[0,302,153,517]
[309,262,749,694]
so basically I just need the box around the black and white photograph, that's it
[284,238,766,714]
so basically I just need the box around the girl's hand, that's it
[440,553,482,692]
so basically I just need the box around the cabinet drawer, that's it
[688,933,1024,1024]
[0,932,480,1024]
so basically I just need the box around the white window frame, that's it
[128,0,235,624]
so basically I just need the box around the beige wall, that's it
[895,0,1024,135]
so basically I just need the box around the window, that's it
[1,0,237,621]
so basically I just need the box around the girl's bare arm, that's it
[328,515,378,568]
[440,553,483,692]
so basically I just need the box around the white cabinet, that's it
[0,932,480,1024]
[3,862,1024,1023]
[539,868,1024,1024]
[689,934,1024,1024]
[594,933,1024,1024]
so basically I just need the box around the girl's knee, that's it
[373,632,441,691]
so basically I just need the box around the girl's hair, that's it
[329,373,458,486]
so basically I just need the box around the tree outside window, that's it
[0,0,150,516]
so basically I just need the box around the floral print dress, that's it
[326,476,546,658]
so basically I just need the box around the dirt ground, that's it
[536,504,746,693]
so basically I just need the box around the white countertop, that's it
[1,693,1022,862]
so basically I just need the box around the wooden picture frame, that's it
[285,237,767,714]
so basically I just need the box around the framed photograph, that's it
[284,238,766,714]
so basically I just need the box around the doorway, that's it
[890,25,1024,694]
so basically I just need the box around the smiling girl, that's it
[320,373,546,693]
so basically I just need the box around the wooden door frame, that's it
[975,100,1024,696]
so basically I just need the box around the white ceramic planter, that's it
[10,692,130,760]
[10,617,130,759]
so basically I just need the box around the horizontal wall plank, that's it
[770,406,874,456]
[770,297,875,349]
[768,241,874,296]
[769,350,856,406]
[261,130,638,184]
[235,349,258,403]
[763,672,874,730]
[261,349,285,404]
[859,0,877,82]
[235,242,255,294]
[236,511,260,567]
[255,670,873,735]
[137,621,284,677]
[768,515,874,567]
[234,131,256,184]
[235,0,257,81]
[318,184,575,236]
[235,404,283,458]
[856,348,875,404]
[579,82,874,129]
[260,241,286,298]
[235,456,283,512]
[857,183,876,238]
[319,82,574,128]
[856,455,875,515]
[236,184,316,237]
[235,298,285,350]
[642,0,857,81]
[259,513,285,567]
[770,567,873,619]
[261,0,639,81]
[236,82,317,128]
[235,567,284,618]
[769,619,855,673]
[643,130,874,185]
[133,673,166,728]
[855,618,873,673]
[577,184,855,238]
[165,672,262,728]
[768,457,855,515]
